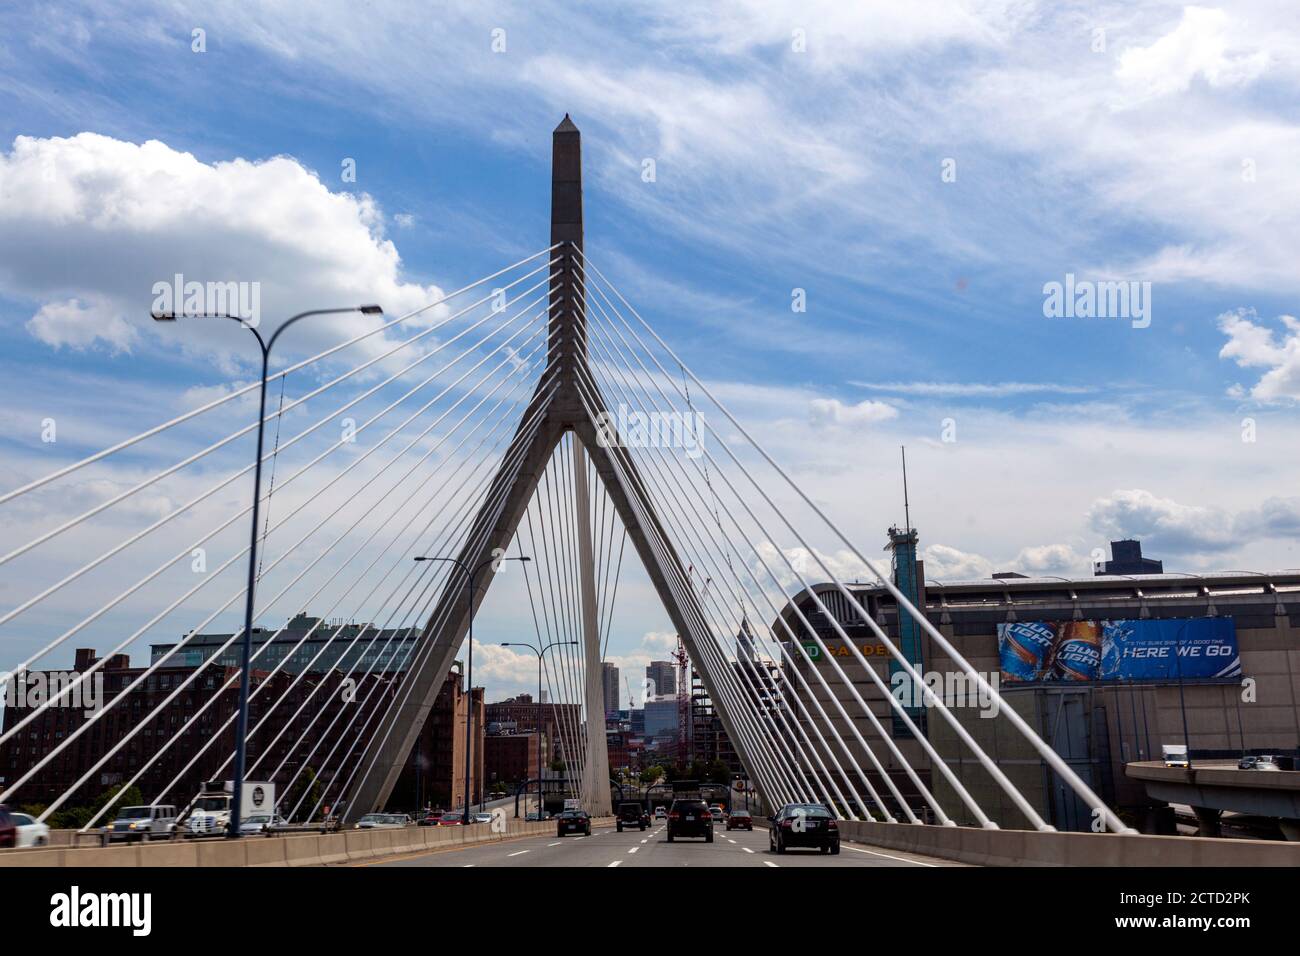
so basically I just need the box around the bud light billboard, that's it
[998,617,1239,683]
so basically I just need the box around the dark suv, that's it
[616,802,646,832]
[666,799,713,843]
[769,803,840,855]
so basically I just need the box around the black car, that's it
[769,803,840,855]
[666,799,713,843]
[556,809,591,837]
[726,808,753,831]
[616,802,646,832]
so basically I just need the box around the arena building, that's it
[770,542,1300,832]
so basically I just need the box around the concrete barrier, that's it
[834,819,1300,867]
[283,834,323,867]
[0,816,616,868]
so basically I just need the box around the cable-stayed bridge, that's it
[0,117,1136,857]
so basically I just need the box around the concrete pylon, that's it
[344,117,762,822]
[574,440,612,816]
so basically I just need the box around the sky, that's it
[1,1,1298,709]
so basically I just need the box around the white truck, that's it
[184,779,277,836]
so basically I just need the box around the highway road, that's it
[363,822,965,868]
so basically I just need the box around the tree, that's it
[284,766,324,821]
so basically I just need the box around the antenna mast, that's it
[901,445,912,532]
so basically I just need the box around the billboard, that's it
[998,617,1240,683]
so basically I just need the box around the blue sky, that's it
[2,1,1299,705]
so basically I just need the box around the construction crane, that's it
[671,635,689,767]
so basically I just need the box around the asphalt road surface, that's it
[363,822,965,868]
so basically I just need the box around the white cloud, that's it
[1086,488,1236,555]
[1010,543,1089,576]
[752,541,873,590]
[850,381,1095,398]
[1218,308,1300,402]
[808,397,898,427]
[922,544,994,580]
[26,296,136,352]
[1116,6,1272,102]
[0,132,446,367]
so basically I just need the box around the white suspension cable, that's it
[0,245,561,506]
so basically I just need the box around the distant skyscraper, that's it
[1096,539,1163,575]
[601,662,620,716]
[646,660,676,698]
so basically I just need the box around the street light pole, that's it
[502,638,576,819]
[415,553,530,823]
[153,303,383,837]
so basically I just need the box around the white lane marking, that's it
[764,861,778,868]
[608,860,623,867]
[742,847,754,854]
[627,846,639,854]
[843,845,938,867]
[640,839,648,844]
[727,839,736,844]
[548,842,562,847]
[463,864,475,868]
[507,850,529,857]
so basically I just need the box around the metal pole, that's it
[538,653,544,819]
[229,338,270,839]
[1175,621,1193,769]
[463,564,474,821]
[151,305,381,838]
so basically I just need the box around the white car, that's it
[239,813,288,835]
[10,812,50,847]
[355,813,406,829]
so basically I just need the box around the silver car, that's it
[106,805,178,842]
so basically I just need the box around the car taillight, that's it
[780,819,793,828]
[669,813,679,820]
[827,820,838,829]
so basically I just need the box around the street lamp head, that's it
[359,304,384,315]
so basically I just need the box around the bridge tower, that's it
[345,118,764,822]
